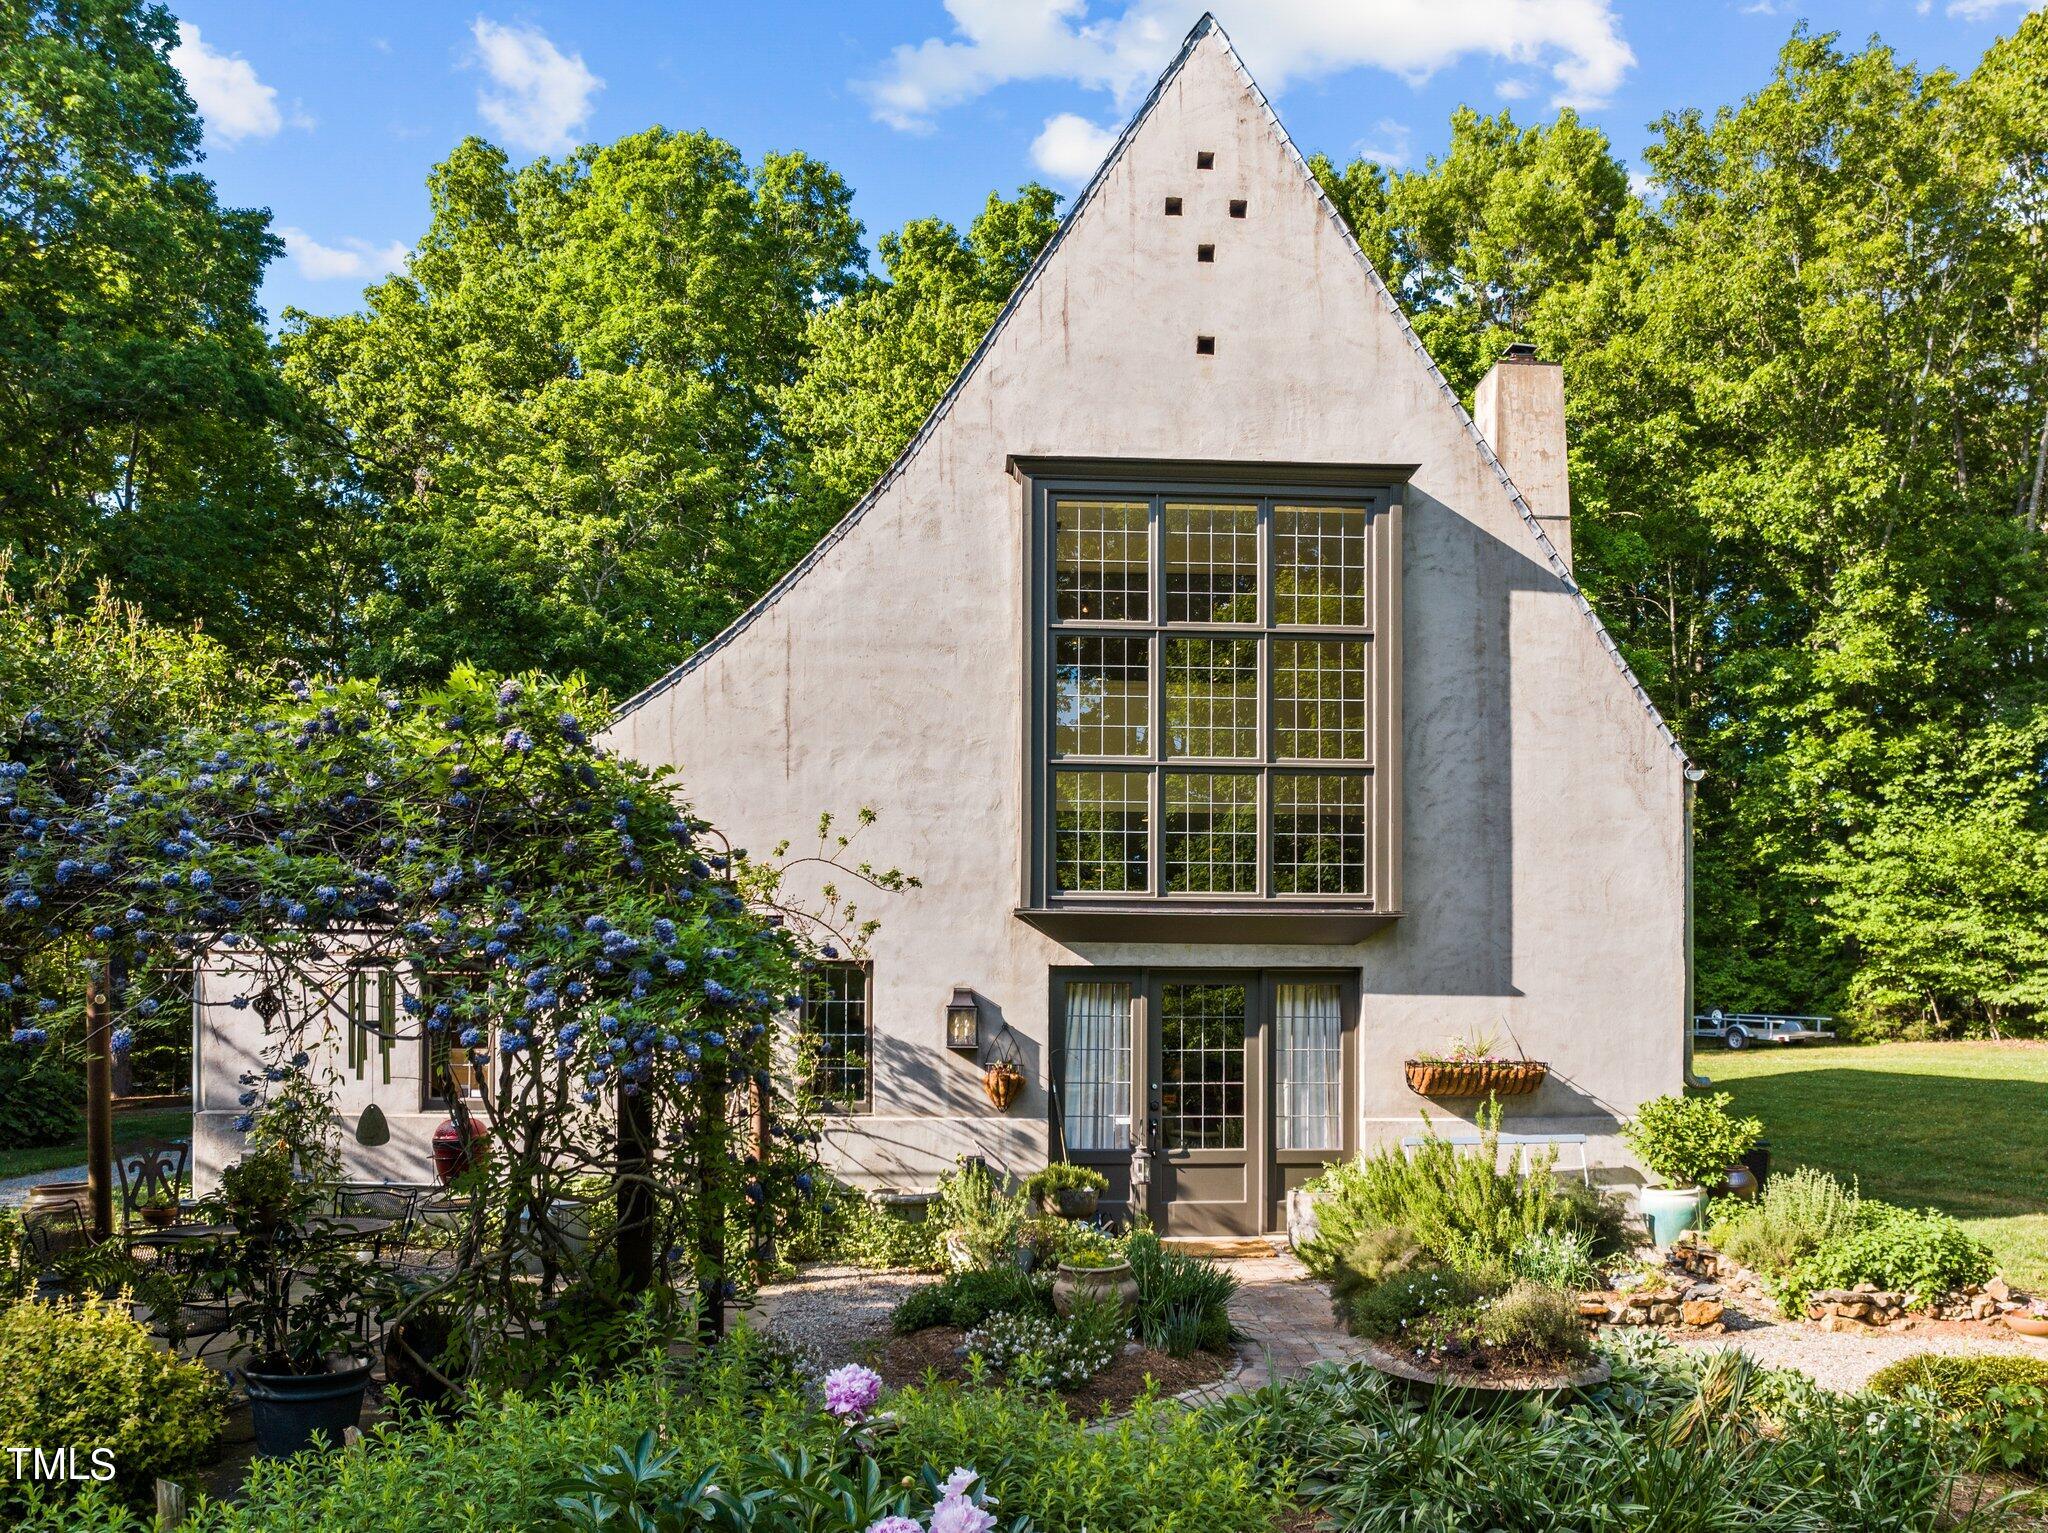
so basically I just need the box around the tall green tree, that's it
[1313,18,2048,1033]
[0,0,321,657]
[281,131,865,693]
[779,185,1061,511]
[1312,107,1633,398]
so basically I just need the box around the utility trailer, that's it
[1692,1010,1836,1051]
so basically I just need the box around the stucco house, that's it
[598,17,1695,1235]
[185,16,1691,1224]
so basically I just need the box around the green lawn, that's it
[0,1107,194,1182]
[1700,1041,2048,1290]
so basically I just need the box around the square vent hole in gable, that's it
[1196,151,1215,169]
[1196,335,1216,355]
[1229,198,1247,218]
[1164,196,1183,216]
[1197,244,1215,263]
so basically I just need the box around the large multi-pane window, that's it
[803,963,872,1113]
[1044,488,1381,902]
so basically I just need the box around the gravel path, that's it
[745,1265,938,1371]
[1663,1315,2048,1392]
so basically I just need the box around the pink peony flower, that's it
[938,1467,979,1499]
[928,1495,997,1533]
[823,1362,884,1419]
[865,1519,922,1533]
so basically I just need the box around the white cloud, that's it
[1627,169,1655,197]
[1030,112,1118,182]
[281,228,409,283]
[1495,77,1533,100]
[1945,0,2045,15]
[171,22,295,143]
[859,0,1636,130]
[1355,118,1412,168]
[469,17,603,155]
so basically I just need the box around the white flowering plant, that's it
[964,1308,1119,1391]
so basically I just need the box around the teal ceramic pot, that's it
[1638,1185,1704,1248]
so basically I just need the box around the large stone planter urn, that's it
[1052,1258,1138,1318]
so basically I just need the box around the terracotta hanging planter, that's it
[982,1061,1026,1112]
[1403,1059,1548,1099]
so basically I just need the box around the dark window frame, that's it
[419,969,493,1109]
[1015,459,1406,942]
[803,960,874,1115]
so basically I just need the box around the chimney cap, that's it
[1501,341,1541,363]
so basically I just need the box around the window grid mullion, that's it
[1046,485,1375,906]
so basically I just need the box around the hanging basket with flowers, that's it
[1404,1034,1547,1098]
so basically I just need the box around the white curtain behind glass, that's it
[1274,982,1342,1150]
[1061,982,1132,1151]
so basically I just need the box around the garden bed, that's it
[873,1324,1230,1415]
[1356,1337,1611,1394]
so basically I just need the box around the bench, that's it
[1399,1131,1591,1185]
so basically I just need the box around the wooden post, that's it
[85,965,115,1242]
[153,1477,187,1529]
[696,1056,727,1342]
[615,1082,654,1295]
[749,1071,772,1273]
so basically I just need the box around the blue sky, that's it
[164,0,2042,320]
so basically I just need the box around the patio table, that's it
[126,1222,238,1253]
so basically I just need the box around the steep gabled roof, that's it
[613,15,1690,771]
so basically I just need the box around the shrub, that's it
[964,1308,1118,1390]
[1344,1265,1482,1341]
[1474,1281,1589,1367]
[883,1382,1288,1533]
[1780,1203,1995,1309]
[1709,1165,1859,1276]
[1869,1353,2048,1415]
[1550,1176,1635,1257]
[1297,1108,1627,1279]
[934,1161,1028,1269]
[1126,1230,1237,1355]
[0,1049,80,1150]
[1622,1092,1762,1190]
[1021,1163,1108,1203]
[1214,1353,1976,1533]
[891,1267,1052,1334]
[0,1296,225,1504]
[783,1175,942,1271]
[1872,1353,2048,1476]
[1508,1229,1598,1291]
[1328,1224,1430,1316]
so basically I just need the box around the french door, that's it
[1051,969,1354,1235]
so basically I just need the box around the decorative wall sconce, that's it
[945,986,980,1052]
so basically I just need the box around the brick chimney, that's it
[1474,343,1572,571]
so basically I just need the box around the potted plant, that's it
[1023,1163,1109,1220]
[198,1149,372,1458]
[982,1059,1025,1111]
[1622,1092,1762,1247]
[1404,1033,1548,1099]
[1051,1245,1139,1318]
[2007,1299,2048,1338]
[136,1186,181,1229]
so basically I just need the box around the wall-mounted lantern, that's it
[945,986,980,1052]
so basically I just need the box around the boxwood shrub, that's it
[0,1296,225,1508]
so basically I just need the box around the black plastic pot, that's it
[242,1356,373,1457]
[1742,1139,1771,1188]
[386,1312,463,1410]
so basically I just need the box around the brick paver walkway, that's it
[1175,1240,1372,1405]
